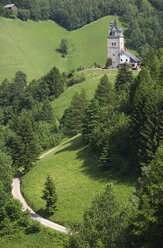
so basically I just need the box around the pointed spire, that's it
[113,14,118,31]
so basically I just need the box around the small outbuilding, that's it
[120,49,140,69]
[4,4,17,10]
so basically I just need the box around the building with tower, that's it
[107,17,140,68]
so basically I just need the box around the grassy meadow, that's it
[52,68,118,119]
[21,135,136,226]
[0,16,137,83]
[52,68,138,120]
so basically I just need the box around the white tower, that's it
[107,17,124,67]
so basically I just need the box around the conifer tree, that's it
[82,98,101,145]
[60,90,88,136]
[94,75,115,108]
[130,68,162,170]
[11,111,38,170]
[42,175,57,215]
[115,63,133,90]
[43,66,64,97]
[70,185,120,247]
[40,99,54,123]
[128,145,163,247]
[143,47,160,82]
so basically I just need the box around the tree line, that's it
[0,0,162,56]
[59,49,162,247]
[60,47,162,175]
[0,66,65,235]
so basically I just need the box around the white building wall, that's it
[120,53,130,64]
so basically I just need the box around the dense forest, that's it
[62,49,162,247]
[0,0,163,56]
[0,67,66,236]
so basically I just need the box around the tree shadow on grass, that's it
[36,208,49,219]
[54,135,137,187]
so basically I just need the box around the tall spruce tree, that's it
[43,66,64,98]
[94,75,115,108]
[70,185,120,248]
[82,98,102,145]
[130,68,162,170]
[11,111,38,170]
[115,63,133,91]
[60,90,88,136]
[42,175,57,215]
[143,47,160,82]
[127,145,163,247]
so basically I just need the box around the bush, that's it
[3,9,17,19]
[5,199,22,221]
[0,5,4,16]
[105,57,112,68]
[18,9,30,21]
[26,220,41,234]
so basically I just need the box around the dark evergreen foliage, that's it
[59,38,68,57]
[115,63,133,91]
[70,185,124,247]
[42,175,58,215]
[60,90,88,136]
[43,66,64,98]
[130,68,163,170]
[11,112,38,171]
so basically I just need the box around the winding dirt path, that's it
[12,146,69,234]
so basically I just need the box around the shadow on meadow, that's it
[54,135,136,187]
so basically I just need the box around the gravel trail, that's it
[12,146,69,234]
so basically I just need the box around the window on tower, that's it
[113,54,115,56]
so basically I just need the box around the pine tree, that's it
[44,66,64,97]
[70,185,120,248]
[60,90,88,136]
[42,175,57,215]
[11,111,38,171]
[94,75,115,108]
[130,68,162,170]
[128,145,163,247]
[115,63,133,90]
[82,98,101,145]
[59,38,68,57]
[143,47,160,82]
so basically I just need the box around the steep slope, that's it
[0,16,127,82]
[21,135,136,226]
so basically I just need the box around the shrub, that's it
[18,9,30,21]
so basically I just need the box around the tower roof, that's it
[113,17,118,31]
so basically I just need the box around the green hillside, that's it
[0,16,128,82]
[52,69,118,119]
[52,68,139,120]
[21,135,136,226]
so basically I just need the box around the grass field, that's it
[52,68,118,119]
[0,227,68,248]
[52,68,139,120]
[0,16,138,83]
[21,135,136,226]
